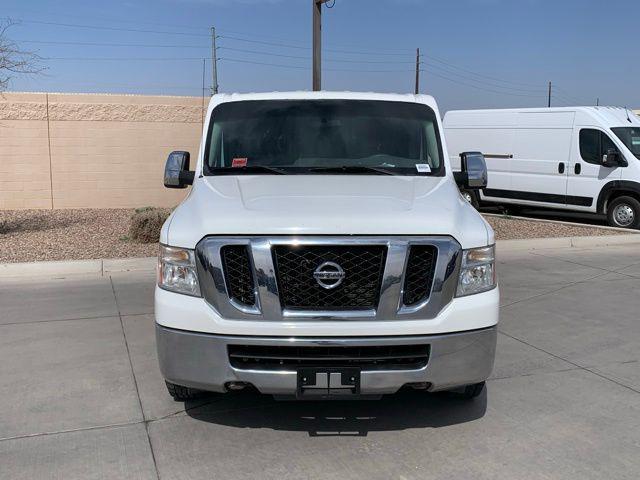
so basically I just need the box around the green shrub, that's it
[129,207,171,243]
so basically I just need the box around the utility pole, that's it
[547,81,552,108]
[313,0,332,91]
[414,48,420,95]
[596,98,600,106]
[211,26,219,95]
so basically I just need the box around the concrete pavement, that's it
[1,244,639,479]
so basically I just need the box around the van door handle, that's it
[574,163,581,175]
[558,162,565,174]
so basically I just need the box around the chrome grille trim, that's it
[195,236,461,322]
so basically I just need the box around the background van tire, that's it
[165,381,205,401]
[460,189,479,209]
[606,196,640,229]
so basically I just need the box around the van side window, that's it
[579,129,618,165]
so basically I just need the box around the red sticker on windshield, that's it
[232,158,248,168]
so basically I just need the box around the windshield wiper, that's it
[308,165,395,175]
[211,165,286,175]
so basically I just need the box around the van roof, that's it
[209,91,438,110]
[445,106,640,128]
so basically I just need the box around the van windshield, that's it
[612,127,640,160]
[204,100,444,176]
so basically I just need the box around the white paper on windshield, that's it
[416,164,431,173]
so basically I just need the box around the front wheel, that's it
[460,382,485,399]
[446,381,486,400]
[165,381,206,401]
[607,196,640,229]
[460,189,479,209]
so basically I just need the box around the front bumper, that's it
[156,324,497,395]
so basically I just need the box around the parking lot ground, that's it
[1,243,640,479]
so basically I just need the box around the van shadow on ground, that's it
[183,388,487,437]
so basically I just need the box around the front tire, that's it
[165,381,205,401]
[607,196,640,229]
[461,381,486,399]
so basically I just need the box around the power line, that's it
[218,29,412,54]
[33,53,554,97]
[219,34,411,56]
[18,39,208,49]
[553,85,591,105]
[217,47,308,61]
[17,19,210,37]
[219,57,307,70]
[10,9,410,53]
[17,38,413,64]
[218,46,414,64]
[16,18,408,56]
[424,53,545,89]
[422,60,544,93]
[4,7,211,31]
[426,69,546,98]
[550,94,572,107]
[44,56,206,61]
[219,57,414,73]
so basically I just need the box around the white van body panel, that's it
[444,107,640,214]
[165,175,492,249]
[155,286,499,337]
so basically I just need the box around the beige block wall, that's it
[0,92,205,209]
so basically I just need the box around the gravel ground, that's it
[484,215,627,241]
[0,209,158,263]
[0,208,629,263]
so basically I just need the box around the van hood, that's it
[164,175,492,249]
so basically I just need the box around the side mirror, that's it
[454,151,488,190]
[602,149,627,168]
[164,151,195,189]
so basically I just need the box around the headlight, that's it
[158,245,201,297]
[456,245,496,297]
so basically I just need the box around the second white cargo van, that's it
[444,107,640,228]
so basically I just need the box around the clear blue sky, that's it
[3,0,639,112]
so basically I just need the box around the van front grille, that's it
[228,344,430,371]
[273,245,387,310]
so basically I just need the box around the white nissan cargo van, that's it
[156,91,498,401]
[444,107,640,229]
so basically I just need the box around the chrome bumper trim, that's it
[156,324,497,395]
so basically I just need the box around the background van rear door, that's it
[444,111,515,197]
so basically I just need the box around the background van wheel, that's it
[165,381,204,401]
[607,196,640,229]
[460,189,479,209]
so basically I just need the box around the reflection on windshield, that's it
[612,127,640,160]
[204,100,444,176]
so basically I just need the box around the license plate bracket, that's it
[297,367,361,398]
